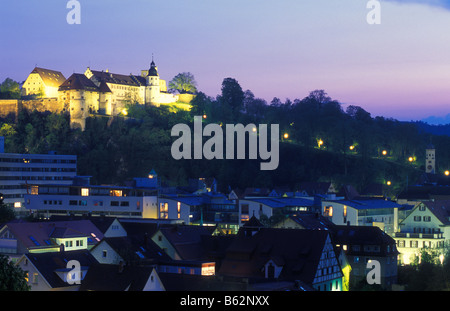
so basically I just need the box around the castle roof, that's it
[148,60,159,77]
[30,67,66,88]
[59,73,100,92]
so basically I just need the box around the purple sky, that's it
[1,0,450,122]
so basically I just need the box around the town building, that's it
[0,143,77,215]
[24,175,159,219]
[238,196,319,223]
[218,227,344,291]
[330,225,398,289]
[21,67,66,98]
[15,249,98,291]
[158,193,240,234]
[321,196,405,234]
[394,200,449,265]
[0,220,104,261]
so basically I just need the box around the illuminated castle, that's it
[20,60,179,130]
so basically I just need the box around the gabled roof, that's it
[157,225,216,260]
[79,263,155,291]
[88,70,143,86]
[49,215,117,234]
[329,225,398,256]
[286,213,336,230]
[421,200,450,225]
[93,236,171,264]
[30,67,66,88]
[23,250,97,289]
[58,73,99,92]
[219,228,331,284]
[4,220,104,250]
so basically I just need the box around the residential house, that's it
[15,249,97,291]
[79,263,163,291]
[218,228,344,291]
[24,175,159,219]
[0,220,104,260]
[394,200,449,265]
[238,197,318,223]
[22,67,66,98]
[330,225,399,289]
[151,225,215,261]
[321,197,406,234]
[158,193,239,234]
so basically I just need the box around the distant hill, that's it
[415,121,450,137]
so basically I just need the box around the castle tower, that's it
[145,59,161,106]
[426,144,436,174]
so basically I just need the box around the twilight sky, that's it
[1,0,450,122]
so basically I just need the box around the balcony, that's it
[394,232,444,239]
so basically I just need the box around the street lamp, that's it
[445,170,450,176]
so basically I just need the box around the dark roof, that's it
[30,67,66,87]
[59,73,99,92]
[49,215,117,234]
[285,213,336,230]
[219,228,331,284]
[94,236,171,264]
[25,250,97,289]
[157,273,247,291]
[421,200,450,225]
[148,60,158,77]
[4,220,104,250]
[79,263,155,291]
[88,70,144,86]
[158,225,216,260]
[329,225,398,256]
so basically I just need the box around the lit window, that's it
[111,190,123,197]
[14,202,21,208]
[81,188,89,196]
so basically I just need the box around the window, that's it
[177,202,181,219]
[111,201,119,206]
[81,188,89,196]
[69,200,77,206]
[414,216,421,222]
[324,206,333,217]
[102,250,107,258]
[120,201,129,207]
[419,205,426,211]
[423,216,431,222]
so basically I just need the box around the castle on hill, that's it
[11,59,187,130]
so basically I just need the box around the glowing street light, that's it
[445,170,450,176]
[317,139,324,148]
[349,145,355,151]
[408,156,415,163]
[382,150,387,156]
[283,133,289,139]
[386,181,392,186]
[203,114,207,119]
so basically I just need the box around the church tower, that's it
[426,144,436,174]
[145,58,161,107]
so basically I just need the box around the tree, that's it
[0,78,21,99]
[169,72,198,94]
[0,255,30,291]
[218,77,244,122]
[0,193,15,223]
